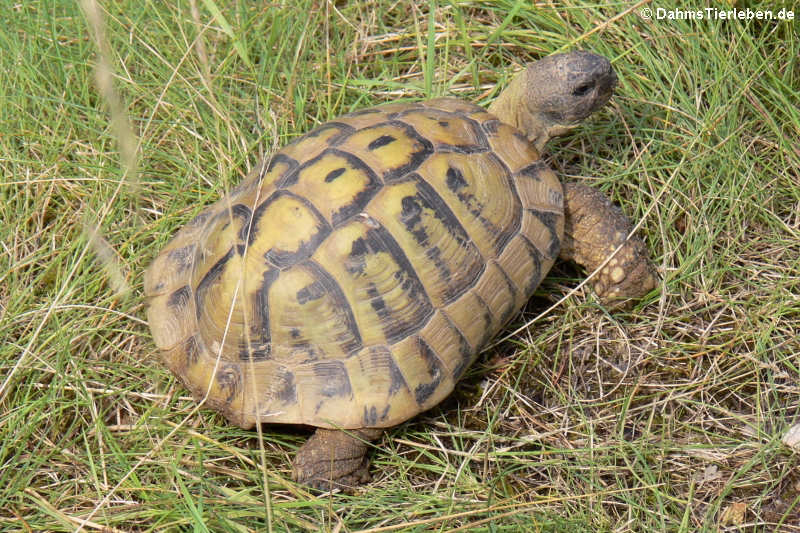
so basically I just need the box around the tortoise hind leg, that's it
[292,428,383,490]
[559,183,657,306]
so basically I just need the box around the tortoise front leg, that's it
[292,428,383,490]
[559,183,657,306]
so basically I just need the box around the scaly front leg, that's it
[559,183,657,307]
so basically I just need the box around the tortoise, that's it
[144,51,656,490]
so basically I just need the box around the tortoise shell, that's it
[144,97,564,430]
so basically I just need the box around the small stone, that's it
[781,423,800,451]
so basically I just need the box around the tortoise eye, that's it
[572,83,593,97]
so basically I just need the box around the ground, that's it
[0,1,798,531]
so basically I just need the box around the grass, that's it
[1,0,798,531]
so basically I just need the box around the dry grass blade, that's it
[1,1,797,531]
[23,489,127,533]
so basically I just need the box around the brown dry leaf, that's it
[719,502,747,527]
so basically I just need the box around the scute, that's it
[287,148,381,227]
[395,107,488,153]
[267,260,362,359]
[415,151,521,257]
[249,191,331,269]
[366,175,485,306]
[335,121,433,181]
[312,218,434,347]
[145,97,564,430]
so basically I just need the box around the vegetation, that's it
[1,0,797,530]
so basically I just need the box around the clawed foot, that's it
[292,428,382,491]
[560,183,657,307]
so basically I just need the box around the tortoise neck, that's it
[487,71,550,152]
[487,71,525,129]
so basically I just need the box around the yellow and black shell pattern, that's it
[144,98,564,430]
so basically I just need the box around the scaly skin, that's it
[560,183,657,306]
[292,428,383,491]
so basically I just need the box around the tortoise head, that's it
[488,51,617,151]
